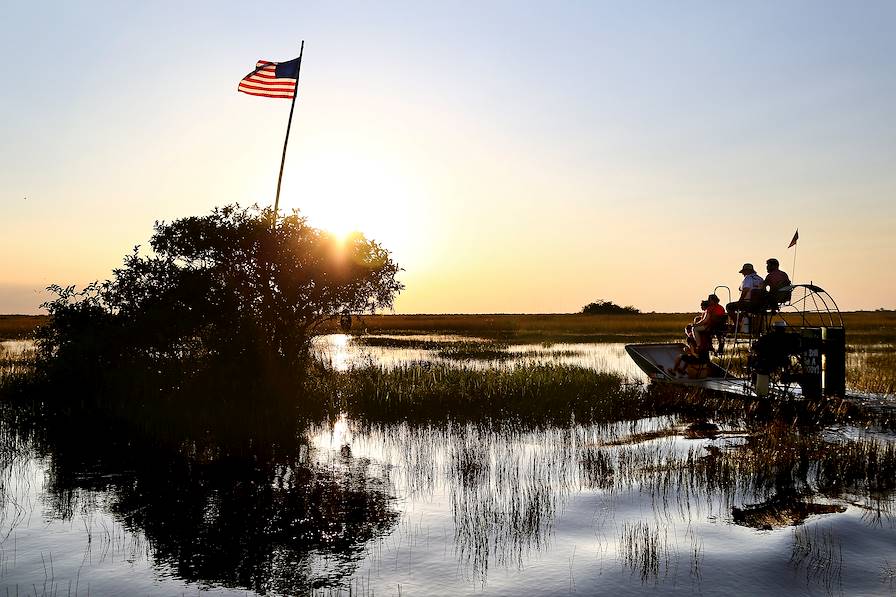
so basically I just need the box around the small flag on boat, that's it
[238,58,301,99]
[788,229,799,248]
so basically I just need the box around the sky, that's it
[2,1,894,314]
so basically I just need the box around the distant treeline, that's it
[581,299,640,315]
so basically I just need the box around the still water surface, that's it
[1,336,894,595]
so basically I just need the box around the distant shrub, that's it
[581,300,640,315]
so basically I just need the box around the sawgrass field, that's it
[3,311,894,345]
[340,311,896,345]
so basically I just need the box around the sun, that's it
[288,148,419,251]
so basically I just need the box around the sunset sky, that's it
[2,1,894,313]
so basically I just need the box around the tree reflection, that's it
[7,401,398,594]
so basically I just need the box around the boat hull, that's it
[624,343,756,396]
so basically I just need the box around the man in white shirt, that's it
[725,263,766,323]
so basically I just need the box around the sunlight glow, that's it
[289,147,420,253]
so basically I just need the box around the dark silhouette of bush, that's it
[581,299,640,315]
[37,204,403,386]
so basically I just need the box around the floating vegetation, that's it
[352,336,474,350]
[733,497,846,530]
[352,335,586,361]
[438,343,585,361]
[436,341,511,360]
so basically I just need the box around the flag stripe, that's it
[237,83,293,92]
[237,89,295,98]
[241,79,295,88]
[238,83,295,95]
[241,75,294,84]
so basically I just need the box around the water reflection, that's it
[311,414,894,592]
[0,407,399,595]
[1,335,895,595]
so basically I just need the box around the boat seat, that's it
[710,318,729,354]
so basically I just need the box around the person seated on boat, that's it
[672,301,713,377]
[692,294,727,348]
[686,299,709,338]
[726,263,766,323]
[764,258,792,306]
[667,340,710,378]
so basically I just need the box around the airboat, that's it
[625,284,846,399]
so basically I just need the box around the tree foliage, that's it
[37,205,403,380]
[581,299,640,315]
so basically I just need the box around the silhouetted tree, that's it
[37,205,403,381]
[581,299,640,315]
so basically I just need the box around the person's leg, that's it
[693,324,707,348]
[668,352,685,375]
[726,302,739,323]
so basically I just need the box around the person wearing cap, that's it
[764,258,792,306]
[726,263,766,322]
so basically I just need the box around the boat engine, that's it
[750,325,845,399]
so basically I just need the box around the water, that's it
[1,335,894,595]
[313,334,651,379]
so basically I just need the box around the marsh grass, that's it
[326,312,896,345]
[353,335,587,362]
[314,363,645,424]
[352,336,471,350]
[0,345,36,397]
[6,311,895,346]
[848,347,896,395]
[0,315,48,340]
[437,342,514,361]
[438,344,585,361]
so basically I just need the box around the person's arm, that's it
[694,310,711,326]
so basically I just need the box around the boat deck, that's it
[625,343,757,396]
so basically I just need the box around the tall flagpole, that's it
[273,40,305,221]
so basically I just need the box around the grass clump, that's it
[352,336,462,350]
[436,341,512,360]
[0,345,36,396]
[316,363,644,424]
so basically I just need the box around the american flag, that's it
[238,57,300,99]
